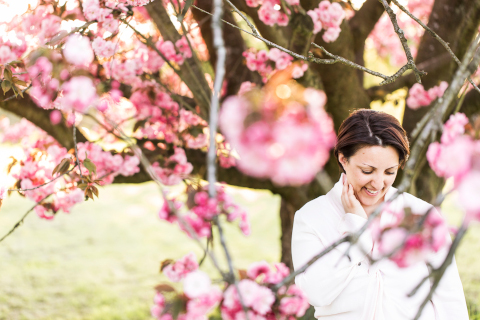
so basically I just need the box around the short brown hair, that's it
[334,109,410,172]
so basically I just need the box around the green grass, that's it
[0,177,479,319]
[0,182,281,320]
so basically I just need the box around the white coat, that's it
[291,174,468,319]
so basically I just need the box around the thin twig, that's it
[224,0,260,36]
[8,164,77,192]
[390,0,480,94]
[192,4,413,85]
[102,114,226,277]
[0,193,53,243]
[1,84,32,102]
[310,43,411,84]
[73,117,85,182]
[209,0,249,318]
[413,225,468,319]
[379,0,426,83]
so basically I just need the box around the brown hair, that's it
[334,109,410,173]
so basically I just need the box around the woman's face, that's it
[339,145,400,209]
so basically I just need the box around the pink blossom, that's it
[291,63,309,79]
[220,88,335,186]
[441,112,469,144]
[457,171,480,220]
[175,36,192,59]
[247,261,271,280]
[102,15,119,33]
[157,40,184,65]
[407,82,448,109]
[163,252,198,282]
[60,76,98,113]
[117,155,140,176]
[279,285,310,317]
[322,27,341,43]
[427,135,473,180]
[63,34,94,66]
[186,286,222,318]
[0,45,17,64]
[35,205,54,220]
[246,0,261,7]
[374,207,448,268]
[50,110,62,125]
[0,185,6,200]
[307,10,323,34]
[183,270,212,298]
[92,37,117,59]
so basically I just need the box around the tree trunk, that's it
[401,0,480,201]
[280,197,297,270]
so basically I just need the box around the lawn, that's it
[0,163,479,319]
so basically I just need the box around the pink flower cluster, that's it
[427,113,480,222]
[20,5,62,43]
[0,32,26,64]
[247,261,290,285]
[77,142,140,184]
[82,0,117,22]
[243,49,306,82]
[222,279,276,319]
[152,148,193,186]
[28,57,59,110]
[152,271,223,320]
[406,82,448,109]
[307,1,345,42]
[162,252,198,282]
[158,184,250,238]
[368,0,434,66]
[130,88,208,152]
[372,206,449,268]
[427,113,472,181]
[63,34,94,67]
[106,59,143,87]
[60,76,99,113]
[1,111,143,218]
[222,261,308,320]
[246,0,292,27]
[220,87,336,186]
[155,36,192,66]
[92,37,117,59]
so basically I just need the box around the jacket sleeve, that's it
[430,235,469,320]
[291,210,372,308]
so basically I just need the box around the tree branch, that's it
[0,93,88,149]
[391,0,480,94]
[379,0,426,83]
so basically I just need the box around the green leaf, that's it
[154,283,176,293]
[133,119,148,133]
[83,158,97,175]
[3,67,13,82]
[1,80,11,94]
[178,0,193,22]
[13,78,27,87]
[52,158,70,176]
[90,185,99,198]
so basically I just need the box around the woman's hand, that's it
[341,175,368,219]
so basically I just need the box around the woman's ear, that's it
[338,153,347,166]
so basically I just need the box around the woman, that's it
[291,109,468,319]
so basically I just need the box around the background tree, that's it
[0,2,480,318]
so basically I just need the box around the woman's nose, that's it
[371,175,384,190]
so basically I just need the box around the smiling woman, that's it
[291,109,469,319]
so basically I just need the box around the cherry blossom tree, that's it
[1,0,480,318]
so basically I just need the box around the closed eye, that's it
[362,170,396,175]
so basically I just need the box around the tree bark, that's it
[280,197,297,270]
[400,0,480,201]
